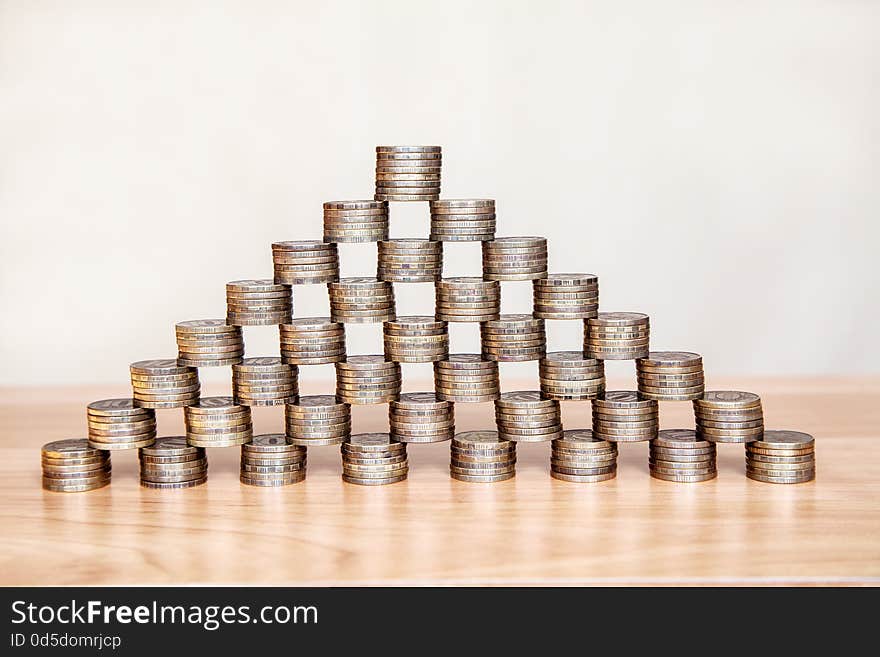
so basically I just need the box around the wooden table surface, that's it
[1,378,878,586]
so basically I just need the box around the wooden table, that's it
[1,378,878,586]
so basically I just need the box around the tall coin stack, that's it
[383,316,449,363]
[649,429,717,483]
[272,240,339,285]
[377,239,442,282]
[280,318,346,365]
[130,359,200,409]
[389,392,454,444]
[329,277,395,323]
[539,351,605,400]
[433,354,500,402]
[550,429,618,483]
[533,273,599,319]
[585,312,650,360]
[480,314,546,362]
[482,236,548,281]
[323,200,389,243]
[335,355,401,404]
[374,146,441,202]
[592,391,659,443]
[240,434,307,487]
[87,399,156,450]
[232,357,298,406]
[285,395,350,446]
[42,439,111,493]
[693,391,764,443]
[435,277,500,322]
[184,396,253,447]
[342,433,409,486]
[495,391,563,442]
[429,199,496,242]
[636,351,705,401]
[746,430,815,484]
[225,279,292,326]
[450,431,516,483]
[139,436,208,489]
[176,319,244,367]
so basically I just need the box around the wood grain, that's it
[1,377,878,586]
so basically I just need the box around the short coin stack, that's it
[482,236,548,281]
[342,433,408,485]
[232,357,298,406]
[272,240,339,285]
[377,239,442,282]
[280,318,346,365]
[480,314,546,361]
[87,399,156,450]
[225,279,292,326]
[533,273,599,319]
[389,392,454,444]
[374,146,441,202]
[550,429,617,483]
[139,436,208,489]
[649,429,717,483]
[450,431,516,483]
[130,359,200,408]
[539,351,605,400]
[184,396,253,447]
[435,277,500,322]
[592,391,659,442]
[429,199,496,242]
[433,354,500,402]
[746,430,815,484]
[495,391,562,442]
[585,312,650,360]
[176,319,244,367]
[285,395,350,446]
[240,434,307,487]
[383,316,449,363]
[323,200,389,243]
[329,277,395,323]
[636,351,705,401]
[694,391,764,443]
[42,439,111,493]
[335,355,401,404]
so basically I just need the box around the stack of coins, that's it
[139,436,208,489]
[272,240,339,285]
[482,236,548,281]
[335,355,401,404]
[130,359,200,408]
[495,391,562,442]
[87,399,156,450]
[329,277,395,323]
[693,391,764,443]
[746,430,816,484]
[429,199,496,242]
[42,439,111,493]
[342,433,408,485]
[585,312,650,360]
[450,431,516,483]
[550,429,618,483]
[539,351,605,400]
[533,273,599,319]
[232,357,298,406]
[480,314,546,361]
[389,392,454,444]
[285,395,350,446]
[176,320,244,367]
[592,391,659,443]
[280,318,346,365]
[433,354,500,402]
[636,351,705,401]
[377,239,443,282]
[384,316,448,363]
[649,429,717,483]
[240,434,307,487]
[374,146,441,202]
[225,279,292,326]
[435,277,500,322]
[323,200,389,243]
[184,397,253,447]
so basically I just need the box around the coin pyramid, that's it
[44,145,816,491]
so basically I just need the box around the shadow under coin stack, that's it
[374,146,441,202]
[746,430,815,484]
[139,436,208,489]
[383,316,449,363]
[285,395,351,446]
[482,236,548,281]
[342,433,408,485]
[130,359,200,409]
[539,351,605,400]
[450,431,516,483]
[649,429,717,483]
[585,312,650,360]
[533,273,599,320]
[481,314,546,362]
[280,318,346,365]
[389,392,454,444]
[240,434,307,487]
[225,279,292,326]
[636,352,705,401]
[232,357,298,406]
[694,391,764,444]
[433,354,500,402]
[329,277,395,324]
[184,396,253,447]
[175,319,244,367]
[377,239,443,283]
[592,391,659,443]
[271,240,339,285]
[42,439,111,493]
[323,200,389,243]
[429,199,496,242]
[550,429,618,483]
[87,399,156,450]
[495,391,562,443]
[335,355,401,405]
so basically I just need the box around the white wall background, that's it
[1,0,878,385]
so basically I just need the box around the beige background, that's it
[1,0,878,386]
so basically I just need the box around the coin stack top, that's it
[184,396,253,447]
[285,394,350,446]
[175,319,244,367]
[280,318,346,365]
[592,391,659,442]
[693,391,764,443]
[482,236,548,281]
[240,434,307,487]
[429,199,496,242]
[450,431,516,483]
[746,430,815,484]
[551,429,618,483]
[272,240,339,285]
[42,439,111,493]
[342,433,409,485]
[328,277,395,324]
[636,351,705,401]
[495,391,562,442]
[649,429,717,482]
[435,277,501,322]
[480,314,546,362]
[585,312,650,361]
[389,392,454,444]
[225,279,292,326]
[374,146,442,202]
[87,399,157,450]
[383,315,449,363]
[139,436,208,489]
[433,353,500,402]
[377,239,443,283]
[130,359,200,409]
[323,200,389,243]
[539,351,605,400]
[232,357,298,406]
[533,273,599,320]
[335,355,401,405]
